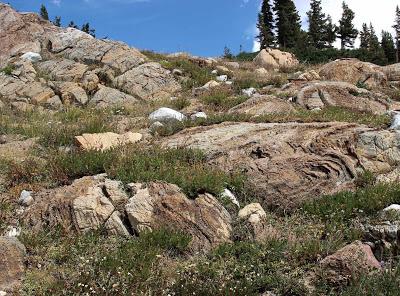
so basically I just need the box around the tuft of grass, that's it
[0,64,15,75]
[199,87,248,111]
[302,183,400,223]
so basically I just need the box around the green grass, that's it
[199,87,248,111]
[302,183,400,223]
[0,64,15,75]
[171,240,308,296]
[21,228,191,296]
[4,146,246,200]
[0,107,116,147]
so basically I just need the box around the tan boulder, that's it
[319,58,387,88]
[125,182,232,252]
[320,241,381,285]
[162,122,400,210]
[52,81,88,105]
[254,48,299,70]
[23,175,131,236]
[114,62,181,100]
[228,95,295,116]
[0,237,26,293]
[75,131,142,151]
[296,81,390,114]
[383,63,400,82]
[90,85,139,108]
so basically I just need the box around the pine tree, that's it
[68,21,78,29]
[359,23,370,49]
[81,23,96,37]
[256,0,275,49]
[337,2,358,49]
[381,31,397,64]
[394,6,400,62]
[53,16,61,27]
[367,24,387,65]
[223,46,233,59]
[323,16,337,48]
[273,0,302,49]
[39,4,49,21]
[307,0,326,49]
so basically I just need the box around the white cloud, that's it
[51,0,61,6]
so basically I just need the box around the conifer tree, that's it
[81,23,96,37]
[337,2,358,49]
[394,6,400,62]
[367,24,387,65]
[53,16,61,27]
[68,21,78,29]
[307,0,326,49]
[273,0,301,49]
[39,4,49,20]
[323,16,337,48]
[359,23,370,49]
[381,31,397,64]
[256,0,275,49]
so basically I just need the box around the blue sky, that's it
[5,0,399,57]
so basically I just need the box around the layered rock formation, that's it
[0,3,180,109]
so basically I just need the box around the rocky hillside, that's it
[2,3,400,295]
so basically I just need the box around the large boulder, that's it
[319,59,387,88]
[35,59,88,82]
[0,237,26,293]
[114,62,181,100]
[383,63,400,82]
[320,241,381,285]
[253,48,299,70]
[295,81,391,114]
[23,175,131,236]
[228,95,295,116]
[125,182,232,252]
[162,122,400,210]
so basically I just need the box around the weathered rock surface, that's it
[90,85,138,107]
[125,182,232,252]
[383,63,400,82]
[0,4,180,108]
[75,131,142,151]
[114,62,181,100]
[319,59,387,88]
[320,241,381,285]
[228,95,295,116]
[23,175,131,235]
[253,48,299,70]
[295,81,390,114]
[163,122,400,210]
[0,237,26,292]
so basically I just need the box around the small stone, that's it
[148,107,186,122]
[383,204,400,212]
[390,111,400,130]
[20,52,42,63]
[225,81,233,85]
[0,291,7,296]
[18,190,33,207]
[190,112,207,120]
[221,188,239,208]
[216,75,228,82]
[211,69,218,75]
[172,69,183,76]
[242,87,257,97]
